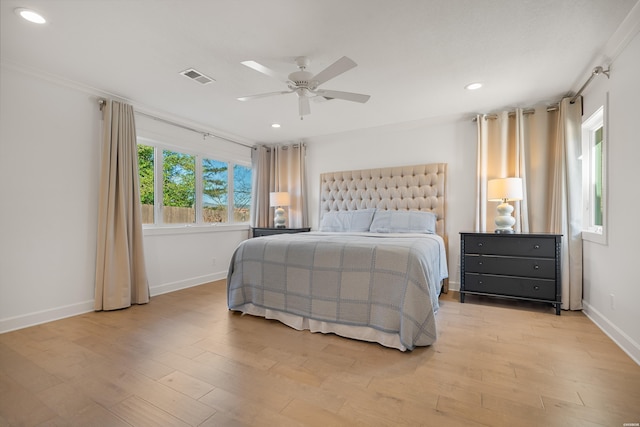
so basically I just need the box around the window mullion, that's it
[155,147,163,225]
[227,163,235,223]
[195,155,203,224]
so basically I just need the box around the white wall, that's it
[0,64,250,332]
[0,65,100,330]
[580,29,640,363]
[305,114,478,286]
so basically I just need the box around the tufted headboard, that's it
[319,163,447,238]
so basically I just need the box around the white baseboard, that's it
[446,280,460,292]
[582,300,640,366]
[149,272,227,296]
[0,273,227,334]
[0,300,95,334]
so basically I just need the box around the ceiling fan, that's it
[237,56,371,118]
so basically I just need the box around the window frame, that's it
[581,101,608,245]
[138,137,251,229]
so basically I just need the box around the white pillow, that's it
[319,208,376,232]
[369,210,437,234]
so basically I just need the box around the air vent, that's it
[180,68,215,85]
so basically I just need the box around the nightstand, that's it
[252,227,311,237]
[460,232,562,315]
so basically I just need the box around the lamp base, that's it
[494,201,516,234]
[495,229,515,234]
[274,207,286,229]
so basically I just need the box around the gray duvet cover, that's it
[227,232,448,350]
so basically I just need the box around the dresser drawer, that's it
[464,273,556,301]
[252,227,311,237]
[464,235,555,258]
[464,255,556,279]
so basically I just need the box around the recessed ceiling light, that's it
[15,8,46,24]
[465,82,483,90]
[271,123,281,128]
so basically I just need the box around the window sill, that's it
[143,223,250,236]
[582,229,607,245]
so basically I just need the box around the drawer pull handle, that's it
[478,242,483,247]
[478,281,483,285]
[534,264,540,270]
[534,244,540,249]
[478,261,483,266]
[533,285,540,291]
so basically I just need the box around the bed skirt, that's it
[232,302,410,351]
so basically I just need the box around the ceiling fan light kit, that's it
[238,56,370,118]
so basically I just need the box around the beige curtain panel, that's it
[250,143,308,229]
[250,145,271,228]
[94,100,149,311]
[475,98,583,310]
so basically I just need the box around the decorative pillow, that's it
[369,210,437,234]
[319,208,376,232]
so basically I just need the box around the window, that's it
[138,144,154,224]
[202,158,228,223]
[581,105,607,244]
[137,144,251,226]
[233,164,252,222]
[163,149,196,224]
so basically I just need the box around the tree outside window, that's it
[138,144,154,224]
[137,143,251,226]
[203,158,228,223]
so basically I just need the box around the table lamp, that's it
[270,192,290,228]
[487,177,523,233]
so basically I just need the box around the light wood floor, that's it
[1,281,639,426]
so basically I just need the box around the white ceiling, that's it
[1,0,637,144]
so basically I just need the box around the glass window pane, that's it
[202,158,228,223]
[163,150,195,224]
[137,144,154,224]
[233,164,252,222]
[593,126,603,226]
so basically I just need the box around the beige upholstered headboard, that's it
[319,163,447,238]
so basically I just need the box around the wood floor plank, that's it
[108,370,217,426]
[157,370,216,400]
[109,395,191,427]
[0,372,57,426]
[198,387,303,427]
[0,343,63,393]
[1,281,638,426]
[35,382,103,421]
[280,398,354,427]
[540,395,628,427]
[153,350,295,412]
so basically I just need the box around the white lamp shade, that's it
[487,178,523,202]
[270,192,290,207]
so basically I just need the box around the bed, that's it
[227,163,448,351]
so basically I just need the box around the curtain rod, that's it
[97,99,253,149]
[472,105,559,122]
[569,66,610,104]
[253,142,306,150]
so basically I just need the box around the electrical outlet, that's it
[610,293,615,310]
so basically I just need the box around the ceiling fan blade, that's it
[315,89,370,103]
[312,56,357,85]
[237,90,293,101]
[240,60,285,81]
[298,96,311,117]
